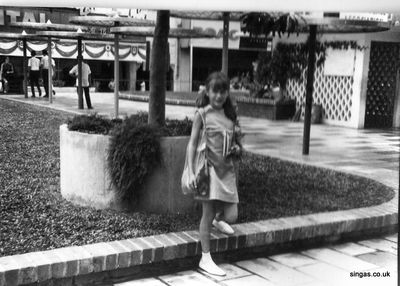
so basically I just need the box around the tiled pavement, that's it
[115,233,397,286]
[0,92,398,285]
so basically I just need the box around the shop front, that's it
[0,6,147,93]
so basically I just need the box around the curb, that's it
[0,188,397,285]
[119,93,196,107]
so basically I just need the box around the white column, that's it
[128,61,140,92]
[393,69,400,128]
[350,39,371,128]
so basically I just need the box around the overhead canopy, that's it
[299,18,391,33]
[110,26,216,38]
[170,11,245,21]
[36,30,115,41]
[69,16,155,27]
[0,32,39,40]
[171,11,391,34]
[9,22,89,32]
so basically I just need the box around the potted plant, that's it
[60,113,195,214]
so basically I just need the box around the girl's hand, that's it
[188,171,197,190]
[228,144,242,157]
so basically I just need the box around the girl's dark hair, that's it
[196,71,237,123]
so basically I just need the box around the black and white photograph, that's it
[0,1,398,285]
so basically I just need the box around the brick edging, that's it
[0,186,397,285]
[119,94,195,107]
[119,94,292,106]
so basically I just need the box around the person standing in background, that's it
[40,49,55,98]
[28,50,41,98]
[0,57,14,94]
[69,59,93,109]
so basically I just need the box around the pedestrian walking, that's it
[28,50,41,97]
[40,49,55,98]
[184,71,242,276]
[0,56,14,93]
[69,59,93,109]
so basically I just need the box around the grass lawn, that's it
[0,99,395,257]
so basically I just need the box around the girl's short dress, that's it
[194,106,239,203]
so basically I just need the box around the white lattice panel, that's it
[286,61,354,122]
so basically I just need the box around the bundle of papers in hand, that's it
[222,130,233,158]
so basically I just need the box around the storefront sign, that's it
[339,12,391,22]
[0,7,78,30]
[79,7,151,19]
[0,9,46,25]
[239,37,272,51]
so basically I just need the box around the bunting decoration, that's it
[0,39,146,62]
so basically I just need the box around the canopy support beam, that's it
[47,37,53,104]
[23,39,28,98]
[114,22,120,119]
[77,38,83,109]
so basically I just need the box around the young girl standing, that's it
[187,72,241,276]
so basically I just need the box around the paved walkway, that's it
[0,92,398,286]
[115,233,397,286]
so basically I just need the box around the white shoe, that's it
[199,255,226,276]
[212,219,234,235]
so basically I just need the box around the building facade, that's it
[172,15,400,129]
[0,7,147,92]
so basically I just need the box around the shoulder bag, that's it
[181,108,209,196]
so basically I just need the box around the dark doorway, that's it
[192,47,259,91]
[364,41,400,128]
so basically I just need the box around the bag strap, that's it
[197,108,208,165]
[197,107,206,131]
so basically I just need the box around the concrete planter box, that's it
[235,98,296,120]
[60,124,195,214]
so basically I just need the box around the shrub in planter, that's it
[107,120,162,204]
[68,113,122,135]
[107,114,192,205]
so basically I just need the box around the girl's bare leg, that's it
[199,201,215,253]
[199,201,226,276]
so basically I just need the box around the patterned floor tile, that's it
[159,270,220,286]
[220,275,276,286]
[383,233,398,243]
[236,258,315,286]
[198,263,252,282]
[301,248,378,271]
[329,242,377,256]
[357,239,397,255]
[269,253,317,268]
[356,252,397,272]
[114,277,165,286]
[296,262,349,286]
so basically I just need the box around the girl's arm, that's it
[187,111,203,189]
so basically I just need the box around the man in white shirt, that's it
[28,50,41,97]
[69,60,93,109]
[40,49,55,98]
